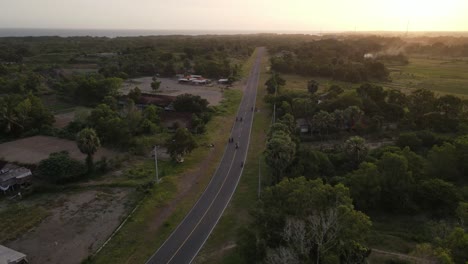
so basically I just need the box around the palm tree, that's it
[77,128,101,172]
[343,136,368,167]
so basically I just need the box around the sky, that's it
[0,0,467,32]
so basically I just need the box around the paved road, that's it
[146,47,264,264]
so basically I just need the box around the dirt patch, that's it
[0,136,118,164]
[53,112,75,128]
[122,77,226,106]
[6,188,131,264]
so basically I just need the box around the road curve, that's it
[146,47,265,264]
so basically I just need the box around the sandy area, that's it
[121,77,226,105]
[53,112,75,128]
[0,136,118,164]
[6,188,131,264]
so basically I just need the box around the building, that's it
[0,245,28,264]
[0,163,32,194]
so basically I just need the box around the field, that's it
[0,135,118,164]
[282,74,361,93]
[122,77,226,105]
[281,57,468,99]
[379,56,468,97]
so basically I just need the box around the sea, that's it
[0,28,324,38]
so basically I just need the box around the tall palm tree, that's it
[77,128,101,172]
[343,136,368,167]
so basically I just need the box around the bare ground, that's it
[53,111,75,128]
[0,136,118,164]
[6,188,132,264]
[122,77,225,106]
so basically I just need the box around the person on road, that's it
[235,142,239,149]
[240,161,244,167]
[240,117,243,122]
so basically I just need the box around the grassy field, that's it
[0,205,49,243]
[282,74,361,93]
[379,56,468,97]
[282,56,468,98]
[194,51,271,264]
[88,51,257,264]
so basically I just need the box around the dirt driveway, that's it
[0,136,118,164]
[6,188,131,264]
[122,77,225,105]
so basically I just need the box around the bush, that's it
[37,151,87,184]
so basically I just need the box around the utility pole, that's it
[258,155,261,199]
[153,145,159,183]
[272,72,278,124]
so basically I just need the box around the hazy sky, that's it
[0,0,467,31]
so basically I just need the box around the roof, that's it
[0,165,32,189]
[0,245,27,264]
[136,94,176,107]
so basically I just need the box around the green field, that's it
[281,74,359,93]
[281,57,468,98]
[379,56,468,97]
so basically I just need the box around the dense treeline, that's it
[237,70,468,263]
[269,39,390,82]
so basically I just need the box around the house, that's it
[296,118,310,133]
[0,245,28,264]
[0,163,32,194]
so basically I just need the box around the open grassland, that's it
[194,51,271,264]
[380,56,468,97]
[88,50,257,264]
[282,74,361,93]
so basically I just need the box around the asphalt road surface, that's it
[146,47,264,264]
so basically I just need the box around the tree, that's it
[241,177,371,264]
[312,111,334,139]
[426,142,460,181]
[378,152,414,212]
[279,113,295,134]
[173,93,209,113]
[416,179,460,217]
[37,151,86,183]
[166,128,197,162]
[307,80,319,94]
[343,136,368,167]
[345,162,381,211]
[264,132,296,183]
[151,76,161,92]
[76,128,101,172]
[396,132,423,152]
[265,73,286,94]
[128,87,142,102]
[290,147,334,179]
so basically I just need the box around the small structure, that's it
[0,163,32,194]
[178,75,209,85]
[217,78,229,84]
[296,118,310,133]
[0,245,28,264]
[129,93,176,111]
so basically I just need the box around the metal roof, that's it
[0,245,27,264]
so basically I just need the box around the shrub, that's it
[37,151,87,184]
